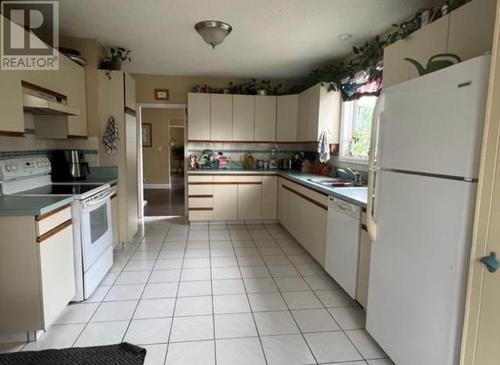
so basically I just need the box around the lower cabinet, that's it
[278,178,328,266]
[38,224,75,328]
[288,192,303,242]
[262,176,277,220]
[277,179,291,228]
[0,206,75,334]
[111,185,119,248]
[238,184,262,220]
[188,174,277,222]
[213,184,238,220]
[300,199,327,267]
[356,227,371,309]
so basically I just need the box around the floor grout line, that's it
[163,222,189,364]
[259,224,321,365]
[207,222,219,365]
[118,228,171,347]
[232,224,270,365]
[9,219,389,365]
[68,229,152,348]
[276,224,370,363]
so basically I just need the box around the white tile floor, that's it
[1,218,394,365]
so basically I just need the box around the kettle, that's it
[404,54,461,76]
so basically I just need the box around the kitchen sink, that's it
[308,178,355,187]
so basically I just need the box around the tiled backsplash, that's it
[187,141,318,168]
[0,134,100,166]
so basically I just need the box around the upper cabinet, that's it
[0,71,24,135]
[255,95,277,141]
[383,0,496,88]
[210,94,233,141]
[187,93,211,140]
[64,58,88,137]
[232,95,255,141]
[447,0,496,62]
[276,94,299,142]
[187,86,339,143]
[298,84,341,143]
[124,73,136,112]
[0,53,88,137]
[404,15,449,81]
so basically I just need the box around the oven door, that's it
[80,189,113,272]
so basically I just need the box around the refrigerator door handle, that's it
[367,93,386,241]
[367,167,378,241]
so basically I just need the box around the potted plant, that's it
[256,80,282,95]
[100,47,131,74]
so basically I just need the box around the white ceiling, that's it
[59,0,433,79]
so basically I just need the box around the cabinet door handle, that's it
[480,252,499,273]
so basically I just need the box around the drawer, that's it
[213,176,238,183]
[189,209,213,221]
[188,175,214,183]
[188,184,213,195]
[36,205,72,237]
[282,180,328,207]
[189,197,213,208]
[111,184,118,198]
[361,211,367,226]
[236,175,262,183]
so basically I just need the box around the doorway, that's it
[137,103,187,218]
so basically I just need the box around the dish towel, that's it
[318,131,330,163]
[103,116,119,154]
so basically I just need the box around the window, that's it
[339,96,377,164]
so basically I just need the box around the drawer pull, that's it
[282,185,327,210]
[36,219,72,243]
[35,204,72,221]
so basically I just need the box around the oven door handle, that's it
[81,188,113,209]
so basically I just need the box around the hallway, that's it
[144,175,185,217]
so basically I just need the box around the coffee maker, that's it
[51,150,90,181]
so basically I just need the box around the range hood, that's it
[22,81,79,116]
[23,93,79,116]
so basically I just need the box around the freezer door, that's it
[380,55,490,179]
[366,170,477,365]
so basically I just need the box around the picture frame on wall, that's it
[142,123,152,147]
[154,88,169,100]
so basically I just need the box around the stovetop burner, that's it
[21,184,103,195]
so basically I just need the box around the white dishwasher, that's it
[325,196,361,298]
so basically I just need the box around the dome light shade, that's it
[195,20,232,48]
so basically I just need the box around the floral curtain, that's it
[340,72,383,101]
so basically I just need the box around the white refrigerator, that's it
[365,55,491,365]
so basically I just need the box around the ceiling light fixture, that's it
[195,20,232,49]
[337,33,353,41]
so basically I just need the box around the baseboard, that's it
[144,184,171,189]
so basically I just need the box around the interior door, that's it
[465,151,500,364]
[461,6,500,362]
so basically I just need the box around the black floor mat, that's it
[0,342,146,365]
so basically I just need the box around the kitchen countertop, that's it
[0,195,74,216]
[188,169,368,208]
[189,168,278,175]
[71,177,118,185]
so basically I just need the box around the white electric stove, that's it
[0,157,114,301]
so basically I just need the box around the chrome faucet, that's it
[337,168,363,186]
